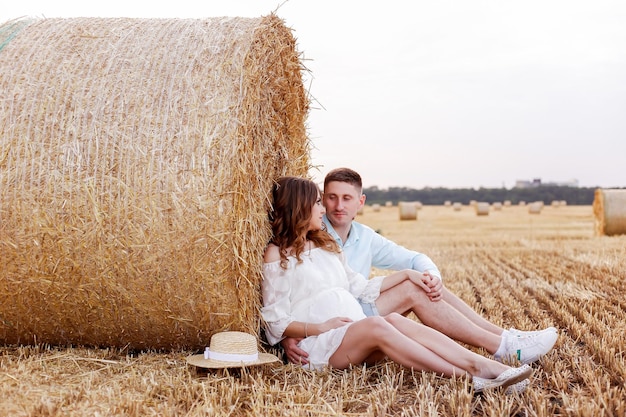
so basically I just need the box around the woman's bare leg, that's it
[329,315,509,378]
[384,313,510,378]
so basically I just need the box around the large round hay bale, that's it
[475,202,490,216]
[398,202,417,220]
[528,202,543,214]
[593,189,626,236]
[0,16,310,349]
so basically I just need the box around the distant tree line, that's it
[362,185,606,206]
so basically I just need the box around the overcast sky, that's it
[3,1,625,189]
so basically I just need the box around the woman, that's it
[261,176,532,392]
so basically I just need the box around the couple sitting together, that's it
[260,168,558,393]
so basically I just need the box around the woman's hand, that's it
[282,317,353,365]
[322,317,353,332]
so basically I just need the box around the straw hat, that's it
[186,331,280,369]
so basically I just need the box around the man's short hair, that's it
[324,168,363,193]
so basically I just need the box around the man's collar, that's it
[323,215,359,245]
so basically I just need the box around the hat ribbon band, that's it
[204,349,259,362]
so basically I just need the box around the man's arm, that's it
[365,226,443,300]
[369,231,442,279]
[281,337,309,365]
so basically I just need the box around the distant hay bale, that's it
[385,201,393,207]
[453,202,462,211]
[593,189,626,236]
[492,202,503,211]
[371,203,381,212]
[475,202,490,216]
[414,201,423,210]
[398,202,417,220]
[469,200,477,208]
[551,200,560,207]
[528,202,543,214]
[444,200,451,207]
[0,16,310,349]
[504,200,512,207]
[519,201,527,206]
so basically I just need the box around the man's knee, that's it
[397,280,430,303]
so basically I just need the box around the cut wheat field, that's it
[2,204,625,416]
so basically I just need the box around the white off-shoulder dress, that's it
[261,247,384,370]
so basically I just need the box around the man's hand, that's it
[281,337,309,365]
[406,270,433,293]
[281,317,353,365]
[423,272,443,301]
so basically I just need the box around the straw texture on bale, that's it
[0,16,310,349]
[398,202,417,220]
[593,189,626,236]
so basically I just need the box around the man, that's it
[281,168,557,366]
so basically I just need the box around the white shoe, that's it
[509,327,557,336]
[496,329,558,364]
[504,378,530,394]
[473,364,532,393]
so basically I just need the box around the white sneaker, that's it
[509,327,557,336]
[496,330,558,364]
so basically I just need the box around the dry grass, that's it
[2,204,625,415]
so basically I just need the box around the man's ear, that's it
[360,193,367,207]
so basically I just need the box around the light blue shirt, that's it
[323,215,442,281]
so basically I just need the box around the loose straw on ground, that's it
[0,16,310,350]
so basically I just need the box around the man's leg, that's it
[374,280,502,354]
[441,287,504,335]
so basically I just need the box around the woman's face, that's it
[308,192,326,231]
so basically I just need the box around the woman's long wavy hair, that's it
[269,176,340,268]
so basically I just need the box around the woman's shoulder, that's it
[263,243,281,263]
